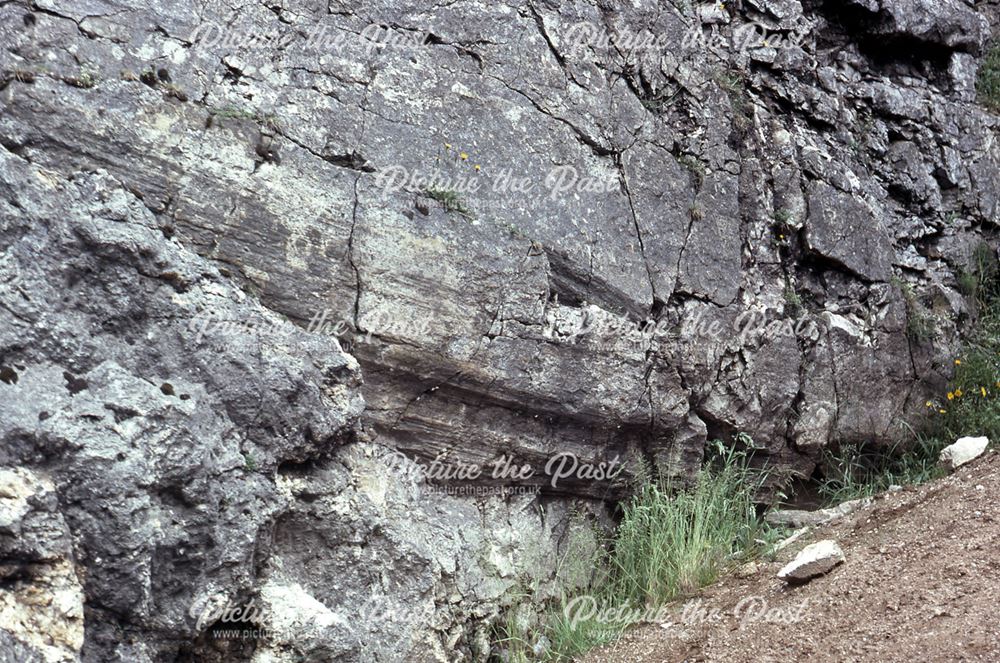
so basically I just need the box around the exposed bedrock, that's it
[1,0,998,659]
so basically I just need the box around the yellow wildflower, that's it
[955,388,963,397]
[460,152,469,160]
[444,143,452,150]
[983,387,988,397]
[939,409,947,414]
[474,164,481,171]
[955,359,962,365]
[947,392,954,400]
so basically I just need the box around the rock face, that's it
[0,468,84,662]
[0,151,602,660]
[939,436,990,470]
[777,540,846,584]
[0,0,998,659]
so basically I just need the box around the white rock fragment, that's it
[938,436,989,470]
[777,540,845,583]
[772,526,810,553]
[765,497,871,528]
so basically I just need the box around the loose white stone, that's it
[777,540,845,583]
[938,436,989,470]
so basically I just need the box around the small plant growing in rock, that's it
[774,208,793,225]
[958,241,1000,310]
[65,67,98,89]
[715,68,752,132]
[977,43,1000,113]
[783,285,804,318]
[771,216,793,248]
[422,187,473,219]
[893,277,936,343]
[243,453,257,472]
[676,154,706,186]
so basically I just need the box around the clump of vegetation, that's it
[783,285,804,318]
[639,89,680,114]
[422,187,474,219]
[821,245,1000,503]
[676,154,706,186]
[208,105,282,131]
[65,67,97,89]
[893,277,936,343]
[977,43,1000,113]
[958,241,1000,309]
[774,209,793,225]
[715,69,752,133]
[771,214,793,248]
[493,441,779,661]
[243,453,258,472]
[818,437,945,504]
[604,441,770,604]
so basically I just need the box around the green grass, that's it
[818,436,947,504]
[676,154,706,186]
[492,441,777,661]
[977,44,1000,113]
[714,69,752,132]
[783,285,804,318]
[422,187,474,219]
[821,244,1000,503]
[605,442,768,604]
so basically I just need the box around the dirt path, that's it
[580,451,1000,663]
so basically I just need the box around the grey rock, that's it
[804,181,894,282]
[843,0,991,52]
[0,0,998,657]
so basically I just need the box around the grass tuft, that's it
[605,441,768,605]
[977,44,1000,113]
[492,441,777,661]
[422,187,474,219]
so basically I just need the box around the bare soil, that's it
[580,450,1000,663]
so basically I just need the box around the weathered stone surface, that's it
[0,150,605,660]
[777,540,846,583]
[843,0,991,52]
[0,469,83,663]
[939,436,990,470]
[804,182,894,282]
[0,0,998,658]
